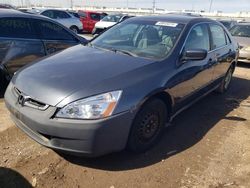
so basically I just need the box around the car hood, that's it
[13,45,153,107]
[232,36,250,47]
[95,21,116,29]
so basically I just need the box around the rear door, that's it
[34,19,80,55]
[0,17,45,76]
[208,24,235,82]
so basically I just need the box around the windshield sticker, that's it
[155,22,178,27]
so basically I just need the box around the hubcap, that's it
[72,28,78,34]
[138,113,160,143]
[224,69,232,89]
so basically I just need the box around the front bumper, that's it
[4,84,134,157]
[238,50,250,63]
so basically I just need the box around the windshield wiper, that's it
[112,49,138,57]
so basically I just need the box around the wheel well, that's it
[70,25,78,29]
[146,92,173,116]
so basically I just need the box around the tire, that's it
[0,71,8,95]
[216,65,234,93]
[70,26,79,34]
[127,98,168,153]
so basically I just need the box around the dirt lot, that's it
[0,65,250,188]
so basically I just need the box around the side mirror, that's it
[182,49,207,61]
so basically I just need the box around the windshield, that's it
[102,15,122,22]
[91,20,184,60]
[230,25,250,37]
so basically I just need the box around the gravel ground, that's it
[0,64,250,188]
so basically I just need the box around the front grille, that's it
[13,86,49,110]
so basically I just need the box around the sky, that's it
[2,0,250,13]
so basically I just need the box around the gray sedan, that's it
[29,9,83,34]
[5,15,238,157]
[230,23,250,63]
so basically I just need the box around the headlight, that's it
[56,90,122,119]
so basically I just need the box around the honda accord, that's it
[5,15,238,157]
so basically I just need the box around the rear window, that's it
[102,15,122,22]
[0,18,36,39]
[90,13,101,21]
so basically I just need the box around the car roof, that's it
[0,9,43,18]
[130,14,213,25]
[78,10,101,14]
[236,22,250,25]
[0,9,74,25]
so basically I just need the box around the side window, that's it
[185,24,210,51]
[209,24,226,49]
[55,11,71,19]
[36,20,76,41]
[0,18,36,39]
[41,10,55,19]
[78,11,87,18]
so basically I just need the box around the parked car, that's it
[0,4,16,9]
[230,23,250,63]
[29,9,83,34]
[0,9,88,93]
[219,20,237,30]
[5,15,238,157]
[78,10,106,33]
[92,14,133,35]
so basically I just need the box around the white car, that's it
[92,14,132,35]
[30,9,83,34]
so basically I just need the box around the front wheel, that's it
[216,65,234,93]
[127,98,167,153]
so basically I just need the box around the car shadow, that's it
[0,167,32,188]
[60,76,250,171]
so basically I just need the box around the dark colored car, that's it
[219,20,237,30]
[230,23,250,63]
[5,15,238,157]
[0,4,16,9]
[0,9,87,93]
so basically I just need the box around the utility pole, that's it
[209,0,213,13]
[70,0,73,9]
[152,0,156,14]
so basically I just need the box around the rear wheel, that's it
[70,26,79,34]
[127,98,167,153]
[216,65,234,93]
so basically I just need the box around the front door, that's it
[169,23,215,112]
